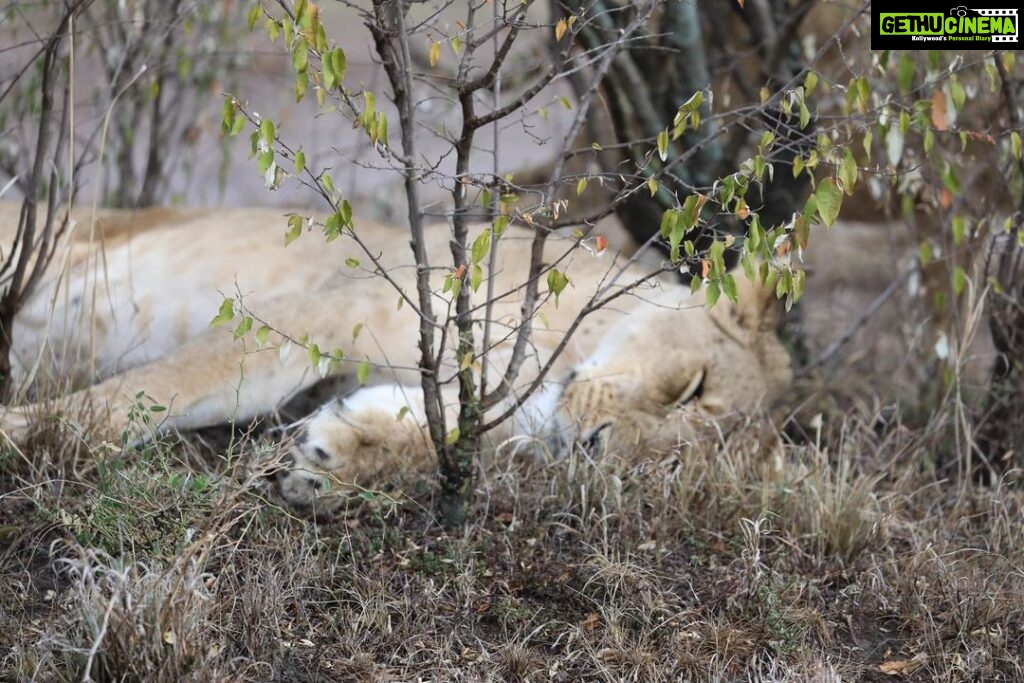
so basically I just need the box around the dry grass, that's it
[2,389,1022,682]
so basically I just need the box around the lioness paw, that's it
[275,384,432,513]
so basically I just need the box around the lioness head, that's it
[553,277,791,454]
[274,277,791,514]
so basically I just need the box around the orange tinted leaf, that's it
[931,90,948,131]
[453,264,467,279]
[555,18,567,41]
[595,235,608,254]
[701,259,711,278]
[939,188,953,209]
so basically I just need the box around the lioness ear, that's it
[732,273,783,334]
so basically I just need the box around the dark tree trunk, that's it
[976,230,1024,481]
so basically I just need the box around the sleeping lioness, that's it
[0,202,790,511]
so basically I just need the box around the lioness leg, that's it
[2,286,422,443]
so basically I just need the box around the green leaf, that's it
[897,55,915,95]
[668,218,685,263]
[345,257,360,268]
[660,208,680,239]
[656,130,669,162]
[952,266,967,296]
[292,38,309,72]
[396,405,410,422]
[741,253,755,282]
[950,78,965,110]
[679,194,703,231]
[229,114,245,137]
[576,178,587,196]
[793,268,806,303]
[285,214,303,246]
[294,150,306,174]
[330,48,347,87]
[470,263,483,292]
[546,268,570,303]
[255,325,271,346]
[856,76,870,110]
[220,96,235,135]
[257,150,274,174]
[952,215,966,246]
[233,316,253,339]
[260,118,275,145]
[445,427,460,446]
[919,240,933,266]
[308,343,322,368]
[493,215,509,236]
[471,229,491,264]
[210,298,235,328]
[247,5,261,31]
[804,71,818,97]
[814,178,843,227]
[839,148,858,195]
[705,281,721,308]
[357,359,370,385]
[721,273,738,303]
[798,101,811,130]
[747,218,762,251]
[1013,131,1022,160]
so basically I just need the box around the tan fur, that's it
[0,202,791,512]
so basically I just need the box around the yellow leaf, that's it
[428,40,441,68]
[555,18,567,41]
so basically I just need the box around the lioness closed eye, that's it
[0,202,791,513]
